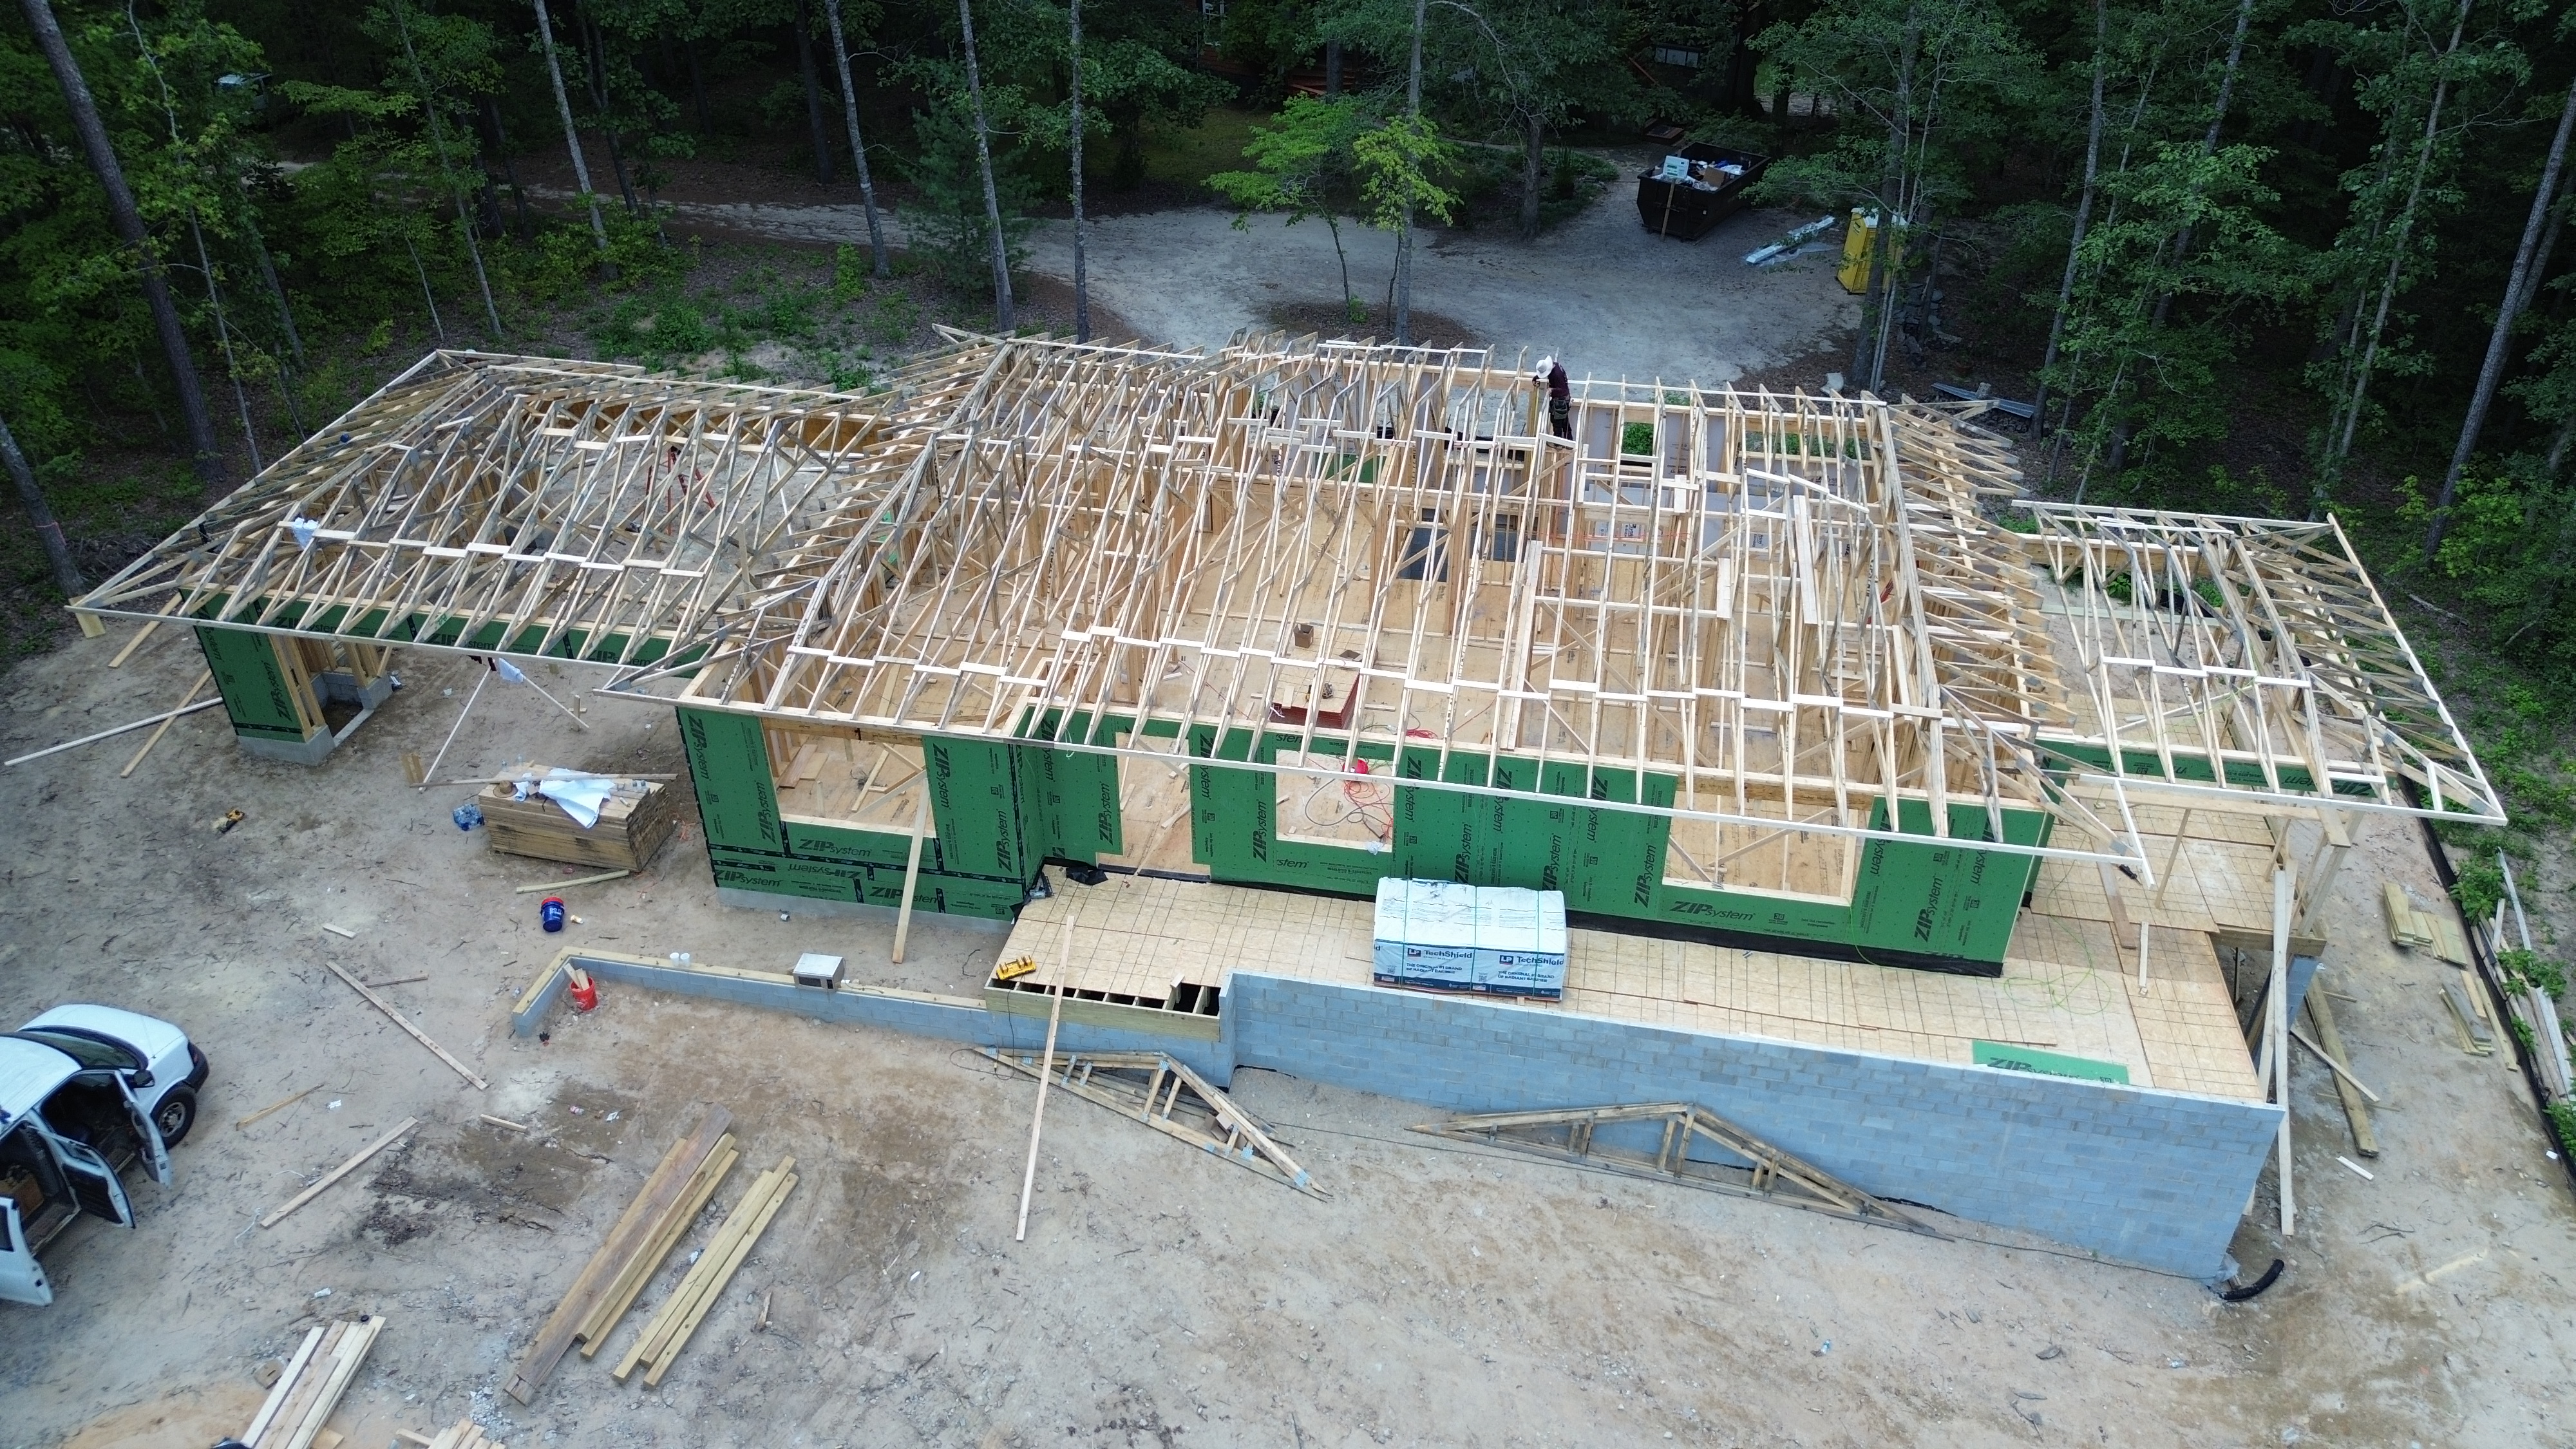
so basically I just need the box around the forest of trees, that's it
[8,0,2576,822]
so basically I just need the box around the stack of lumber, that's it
[574,1130,740,1358]
[2382,882,2470,964]
[478,768,676,871]
[2443,974,2498,1056]
[503,1108,734,1405]
[614,1155,799,1387]
[2383,882,2436,947]
[241,1314,384,1449]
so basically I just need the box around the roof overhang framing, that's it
[70,345,1006,668]
[2018,500,2501,828]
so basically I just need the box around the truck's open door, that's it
[33,1118,133,1227]
[109,1073,171,1184]
[0,1198,52,1305]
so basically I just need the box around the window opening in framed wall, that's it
[767,726,934,839]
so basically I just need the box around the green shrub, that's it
[1621,421,1655,455]
[2452,856,2506,926]
[2499,947,2570,999]
[871,292,920,346]
[832,245,871,306]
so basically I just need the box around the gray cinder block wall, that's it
[524,953,2277,1276]
[1223,973,2280,1277]
[520,952,1237,1081]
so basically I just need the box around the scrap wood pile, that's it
[504,1104,795,1402]
[240,1314,384,1449]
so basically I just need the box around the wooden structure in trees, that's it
[71,336,2498,972]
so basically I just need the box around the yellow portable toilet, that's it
[1837,209,1878,294]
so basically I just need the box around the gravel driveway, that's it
[637,175,1858,384]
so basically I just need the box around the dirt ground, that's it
[522,147,1856,386]
[1,623,2571,1448]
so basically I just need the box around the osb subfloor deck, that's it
[1003,867,2266,1104]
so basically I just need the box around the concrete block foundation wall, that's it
[517,951,2277,1278]
[514,951,1235,1083]
[1224,973,2281,1278]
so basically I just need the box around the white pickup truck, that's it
[1,1004,209,1306]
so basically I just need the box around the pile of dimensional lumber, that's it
[504,1106,795,1400]
[477,766,676,871]
[2382,882,2470,964]
[240,1314,384,1449]
[612,1153,799,1387]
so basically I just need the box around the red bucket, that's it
[567,967,599,1012]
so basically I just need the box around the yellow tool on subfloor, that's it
[996,955,1039,982]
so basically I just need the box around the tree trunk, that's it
[795,0,835,184]
[19,0,223,489]
[958,0,1014,328]
[240,214,308,435]
[2143,0,2253,336]
[2032,0,2108,436]
[244,218,305,367]
[185,216,263,473]
[689,45,711,133]
[484,97,534,239]
[533,0,611,251]
[1725,0,1761,118]
[393,0,505,339]
[2426,72,2576,553]
[0,411,83,595]
[1325,39,1341,97]
[1857,7,1918,393]
[404,231,450,345]
[120,5,267,472]
[2320,1,2470,512]
[1519,109,1543,242]
[1395,0,1426,346]
[1070,0,1090,341]
[823,0,891,277]
[582,15,641,213]
[1328,216,1354,319]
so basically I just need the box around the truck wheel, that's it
[152,1087,198,1146]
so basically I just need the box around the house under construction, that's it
[73,336,2499,1276]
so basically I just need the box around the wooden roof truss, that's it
[72,338,2500,877]
[2020,501,2498,824]
[73,346,1005,665]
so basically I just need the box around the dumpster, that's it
[1635,142,1770,241]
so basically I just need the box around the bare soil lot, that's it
[1,629,2571,1448]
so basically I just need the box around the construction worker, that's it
[1535,356,1571,439]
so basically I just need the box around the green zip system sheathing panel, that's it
[1186,728,2046,972]
[681,705,2041,957]
[196,626,315,743]
[677,708,1122,921]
